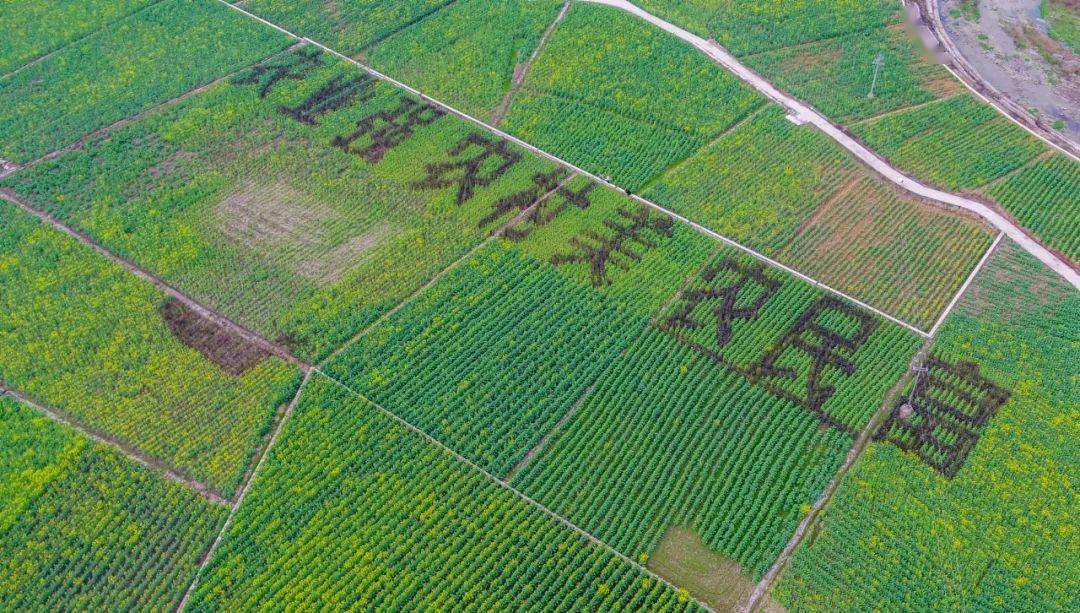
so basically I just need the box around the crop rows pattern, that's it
[0,398,226,610]
[189,375,699,611]
[776,241,1079,610]
[0,201,301,494]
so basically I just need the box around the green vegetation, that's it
[742,27,959,123]
[0,0,290,164]
[0,0,155,75]
[1043,0,1080,54]
[515,246,921,583]
[983,153,1080,263]
[326,182,716,474]
[776,241,1079,610]
[643,106,857,253]
[635,0,898,55]
[779,176,993,329]
[3,48,556,362]
[189,374,697,611]
[502,2,764,188]
[0,397,226,610]
[0,200,301,495]
[366,0,564,118]
[853,94,1045,190]
[241,0,453,53]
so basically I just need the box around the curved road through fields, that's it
[582,0,1080,290]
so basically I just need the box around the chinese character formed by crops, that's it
[279,73,377,125]
[331,96,445,163]
[550,204,674,287]
[232,47,324,98]
[660,258,780,362]
[875,355,1010,478]
[411,132,522,205]
[753,296,879,433]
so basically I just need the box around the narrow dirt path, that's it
[0,190,309,370]
[491,1,572,126]
[0,386,230,506]
[741,338,934,612]
[581,0,1080,291]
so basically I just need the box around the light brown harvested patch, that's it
[216,181,329,248]
[295,222,394,283]
[920,75,965,98]
[782,46,843,73]
[648,526,784,612]
[159,298,270,376]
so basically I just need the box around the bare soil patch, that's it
[217,181,329,248]
[160,297,271,376]
[648,526,784,612]
[295,221,393,283]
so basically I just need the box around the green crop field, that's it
[0,0,290,164]
[0,396,226,610]
[0,0,156,75]
[776,241,1079,610]
[188,374,698,610]
[365,0,564,119]
[501,2,764,189]
[3,48,557,362]
[2,0,1076,609]
[983,153,1080,263]
[0,200,300,495]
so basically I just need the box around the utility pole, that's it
[868,52,885,99]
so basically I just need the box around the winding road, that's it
[582,0,1080,290]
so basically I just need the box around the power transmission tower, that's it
[868,52,885,99]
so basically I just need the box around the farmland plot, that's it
[325,180,717,474]
[635,0,899,56]
[365,0,565,119]
[0,201,301,495]
[189,374,698,611]
[514,244,922,588]
[644,106,993,328]
[0,0,291,164]
[0,397,226,610]
[501,2,764,189]
[776,240,1079,610]
[239,0,454,53]
[852,94,1045,191]
[982,153,1080,263]
[3,48,557,362]
[0,0,156,75]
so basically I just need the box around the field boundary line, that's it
[578,0,1079,291]
[491,0,573,126]
[0,190,309,370]
[909,0,1080,162]
[176,370,313,612]
[973,149,1055,192]
[316,371,714,612]
[845,92,964,127]
[0,0,172,82]
[316,172,578,368]
[211,0,934,336]
[0,384,229,506]
[927,232,1004,337]
[0,42,302,179]
[504,383,594,483]
[741,337,935,612]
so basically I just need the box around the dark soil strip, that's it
[160,298,271,376]
[0,189,310,371]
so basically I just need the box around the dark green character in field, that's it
[550,204,673,287]
[876,355,1010,478]
[411,132,522,205]
[332,96,445,163]
[232,47,323,98]
[279,73,376,125]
